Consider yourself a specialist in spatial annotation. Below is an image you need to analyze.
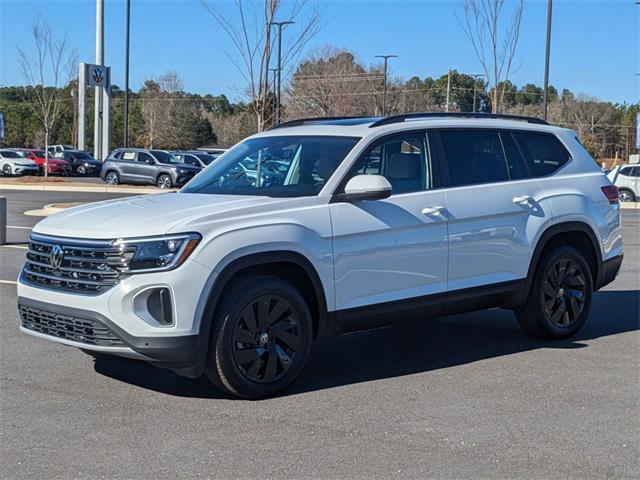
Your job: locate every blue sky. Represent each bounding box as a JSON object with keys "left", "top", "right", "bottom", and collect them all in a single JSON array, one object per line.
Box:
[{"left": 1, "top": 0, "right": 638, "bottom": 104}]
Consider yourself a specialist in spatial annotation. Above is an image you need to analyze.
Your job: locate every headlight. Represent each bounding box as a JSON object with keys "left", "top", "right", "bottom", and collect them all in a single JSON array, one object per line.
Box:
[{"left": 115, "top": 233, "right": 201, "bottom": 273}]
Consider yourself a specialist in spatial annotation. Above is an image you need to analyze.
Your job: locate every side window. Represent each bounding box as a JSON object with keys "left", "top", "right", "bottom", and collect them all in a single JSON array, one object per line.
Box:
[
  {"left": 632, "top": 167, "right": 640, "bottom": 177},
  {"left": 121, "top": 151, "right": 136, "bottom": 161},
  {"left": 513, "top": 132, "right": 571, "bottom": 177},
  {"left": 438, "top": 129, "right": 509, "bottom": 187},
  {"left": 137, "top": 152, "right": 153, "bottom": 163},
  {"left": 110, "top": 151, "right": 122, "bottom": 160},
  {"left": 184, "top": 155, "right": 199, "bottom": 166},
  {"left": 619, "top": 167, "right": 633, "bottom": 177},
  {"left": 500, "top": 133, "right": 529, "bottom": 180},
  {"left": 346, "top": 132, "right": 429, "bottom": 194}
]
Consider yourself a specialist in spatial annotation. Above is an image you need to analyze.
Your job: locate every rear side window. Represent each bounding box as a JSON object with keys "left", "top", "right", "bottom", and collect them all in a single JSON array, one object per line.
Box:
[
  {"left": 513, "top": 132, "right": 570, "bottom": 176},
  {"left": 438, "top": 130, "right": 509, "bottom": 187}
]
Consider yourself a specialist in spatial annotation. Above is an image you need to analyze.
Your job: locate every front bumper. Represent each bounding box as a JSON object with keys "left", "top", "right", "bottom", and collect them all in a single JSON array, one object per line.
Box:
[
  {"left": 19, "top": 297, "right": 198, "bottom": 369},
  {"left": 13, "top": 165, "right": 38, "bottom": 175},
  {"left": 17, "top": 257, "right": 214, "bottom": 377}
]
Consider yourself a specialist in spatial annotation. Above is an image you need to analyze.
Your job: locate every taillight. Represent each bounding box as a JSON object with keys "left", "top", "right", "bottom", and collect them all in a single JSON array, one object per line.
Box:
[{"left": 601, "top": 185, "right": 619, "bottom": 205}]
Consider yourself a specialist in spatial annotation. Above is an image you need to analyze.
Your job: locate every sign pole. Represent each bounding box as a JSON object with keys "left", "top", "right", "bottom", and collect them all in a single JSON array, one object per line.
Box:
[{"left": 77, "top": 63, "right": 87, "bottom": 151}]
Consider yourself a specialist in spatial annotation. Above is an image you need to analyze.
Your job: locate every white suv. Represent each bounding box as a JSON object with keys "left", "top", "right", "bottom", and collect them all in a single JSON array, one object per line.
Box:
[{"left": 18, "top": 113, "right": 624, "bottom": 399}]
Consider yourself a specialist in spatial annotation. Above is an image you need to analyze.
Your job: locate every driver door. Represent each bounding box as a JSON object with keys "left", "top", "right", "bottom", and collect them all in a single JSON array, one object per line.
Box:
[{"left": 329, "top": 131, "right": 448, "bottom": 323}]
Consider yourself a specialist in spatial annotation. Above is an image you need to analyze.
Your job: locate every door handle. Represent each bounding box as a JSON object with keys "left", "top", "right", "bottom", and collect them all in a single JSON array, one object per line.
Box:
[
  {"left": 512, "top": 195, "right": 532, "bottom": 205},
  {"left": 421, "top": 206, "right": 445, "bottom": 216}
]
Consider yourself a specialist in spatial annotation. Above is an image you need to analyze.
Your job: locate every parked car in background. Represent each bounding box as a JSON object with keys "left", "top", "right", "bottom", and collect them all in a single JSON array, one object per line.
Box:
[
  {"left": 607, "top": 165, "right": 639, "bottom": 202},
  {"left": 10, "top": 148, "right": 72, "bottom": 176},
  {"left": 197, "top": 146, "right": 228, "bottom": 158},
  {"left": 173, "top": 150, "right": 216, "bottom": 168},
  {"left": 58, "top": 150, "right": 103, "bottom": 176},
  {"left": 0, "top": 149, "right": 39, "bottom": 176},
  {"left": 101, "top": 148, "right": 201, "bottom": 188},
  {"left": 47, "top": 144, "right": 74, "bottom": 156}
]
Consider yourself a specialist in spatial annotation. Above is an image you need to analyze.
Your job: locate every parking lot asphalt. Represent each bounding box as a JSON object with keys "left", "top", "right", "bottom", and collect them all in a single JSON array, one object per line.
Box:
[{"left": 0, "top": 190, "right": 638, "bottom": 479}]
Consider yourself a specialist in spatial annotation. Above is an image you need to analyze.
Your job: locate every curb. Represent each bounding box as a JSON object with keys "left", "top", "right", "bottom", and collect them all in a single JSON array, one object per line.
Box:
[
  {"left": 0, "top": 183, "right": 172, "bottom": 194},
  {"left": 620, "top": 202, "right": 639, "bottom": 209}
]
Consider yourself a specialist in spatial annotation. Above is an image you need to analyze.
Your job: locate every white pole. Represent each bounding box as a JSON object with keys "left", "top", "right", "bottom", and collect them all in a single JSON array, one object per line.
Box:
[
  {"left": 0, "top": 197, "right": 6, "bottom": 246},
  {"left": 78, "top": 64, "right": 86, "bottom": 151},
  {"left": 94, "top": 0, "right": 104, "bottom": 158},
  {"left": 445, "top": 69, "right": 451, "bottom": 112}
]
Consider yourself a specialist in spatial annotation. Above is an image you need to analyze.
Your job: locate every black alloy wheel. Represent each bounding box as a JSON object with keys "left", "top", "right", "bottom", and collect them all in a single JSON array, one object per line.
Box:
[
  {"left": 203, "top": 274, "right": 313, "bottom": 399},
  {"left": 232, "top": 295, "right": 301, "bottom": 383},
  {"left": 542, "top": 258, "right": 587, "bottom": 327}
]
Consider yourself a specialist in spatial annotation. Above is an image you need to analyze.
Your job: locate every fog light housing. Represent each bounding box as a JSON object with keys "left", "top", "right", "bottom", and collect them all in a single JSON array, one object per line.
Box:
[{"left": 133, "top": 287, "right": 174, "bottom": 327}]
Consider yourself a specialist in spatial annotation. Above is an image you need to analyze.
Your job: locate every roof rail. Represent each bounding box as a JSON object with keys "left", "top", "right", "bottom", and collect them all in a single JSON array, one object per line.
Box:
[
  {"left": 369, "top": 112, "right": 549, "bottom": 128},
  {"left": 268, "top": 116, "right": 377, "bottom": 130}
]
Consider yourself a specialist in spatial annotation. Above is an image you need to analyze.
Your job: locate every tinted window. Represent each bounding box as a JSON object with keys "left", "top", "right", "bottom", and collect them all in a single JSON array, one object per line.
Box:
[
  {"left": 182, "top": 135, "right": 359, "bottom": 197},
  {"left": 184, "top": 155, "right": 200, "bottom": 166},
  {"left": 72, "top": 152, "right": 93, "bottom": 160},
  {"left": 0, "top": 150, "right": 21, "bottom": 158},
  {"left": 137, "top": 152, "right": 154, "bottom": 163},
  {"left": 345, "top": 132, "right": 429, "bottom": 194},
  {"left": 439, "top": 130, "right": 509, "bottom": 187},
  {"left": 513, "top": 132, "right": 570, "bottom": 176},
  {"left": 151, "top": 150, "right": 180, "bottom": 164},
  {"left": 500, "top": 133, "right": 529, "bottom": 180},
  {"left": 195, "top": 153, "right": 216, "bottom": 165}
]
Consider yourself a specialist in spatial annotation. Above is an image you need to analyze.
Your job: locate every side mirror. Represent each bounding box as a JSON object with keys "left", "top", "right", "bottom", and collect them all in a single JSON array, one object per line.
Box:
[{"left": 335, "top": 174, "right": 392, "bottom": 202}]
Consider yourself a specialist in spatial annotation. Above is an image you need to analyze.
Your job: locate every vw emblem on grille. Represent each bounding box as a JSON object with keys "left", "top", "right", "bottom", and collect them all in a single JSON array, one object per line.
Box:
[{"left": 50, "top": 245, "right": 65, "bottom": 269}]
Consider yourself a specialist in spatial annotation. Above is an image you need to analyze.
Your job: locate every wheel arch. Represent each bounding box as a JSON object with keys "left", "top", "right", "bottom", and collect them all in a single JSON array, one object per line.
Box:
[
  {"left": 193, "top": 250, "right": 330, "bottom": 373},
  {"left": 518, "top": 221, "right": 603, "bottom": 306}
]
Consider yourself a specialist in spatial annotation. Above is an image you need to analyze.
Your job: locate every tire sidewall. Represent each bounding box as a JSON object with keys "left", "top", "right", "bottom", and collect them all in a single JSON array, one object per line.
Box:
[
  {"left": 106, "top": 171, "right": 119, "bottom": 185},
  {"left": 618, "top": 189, "right": 634, "bottom": 202},
  {"left": 212, "top": 277, "right": 313, "bottom": 399},
  {"left": 157, "top": 174, "right": 172, "bottom": 188},
  {"left": 532, "top": 246, "right": 593, "bottom": 338}
]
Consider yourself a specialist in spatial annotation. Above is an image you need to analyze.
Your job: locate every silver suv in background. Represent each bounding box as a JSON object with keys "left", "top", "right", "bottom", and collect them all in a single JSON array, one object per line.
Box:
[{"left": 101, "top": 148, "right": 202, "bottom": 188}]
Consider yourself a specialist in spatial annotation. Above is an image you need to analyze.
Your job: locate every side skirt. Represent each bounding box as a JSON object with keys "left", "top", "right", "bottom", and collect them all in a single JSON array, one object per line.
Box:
[{"left": 335, "top": 279, "right": 527, "bottom": 334}]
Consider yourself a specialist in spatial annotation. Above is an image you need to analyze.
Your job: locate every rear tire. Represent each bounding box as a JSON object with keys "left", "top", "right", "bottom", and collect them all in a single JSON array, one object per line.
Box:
[
  {"left": 203, "top": 275, "right": 313, "bottom": 399},
  {"left": 105, "top": 171, "right": 120, "bottom": 185},
  {"left": 516, "top": 245, "right": 593, "bottom": 339}
]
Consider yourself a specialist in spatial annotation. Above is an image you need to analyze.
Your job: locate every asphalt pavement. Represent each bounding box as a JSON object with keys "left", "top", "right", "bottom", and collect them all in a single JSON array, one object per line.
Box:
[{"left": 0, "top": 190, "right": 638, "bottom": 479}]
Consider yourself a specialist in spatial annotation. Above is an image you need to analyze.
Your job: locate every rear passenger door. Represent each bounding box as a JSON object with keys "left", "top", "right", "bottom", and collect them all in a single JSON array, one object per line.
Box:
[
  {"left": 330, "top": 130, "right": 448, "bottom": 313},
  {"left": 434, "top": 128, "right": 549, "bottom": 292}
]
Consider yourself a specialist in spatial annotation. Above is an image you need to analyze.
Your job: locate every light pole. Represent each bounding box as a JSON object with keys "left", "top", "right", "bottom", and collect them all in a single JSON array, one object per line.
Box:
[
  {"left": 269, "top": 20, "right": 294, "bottom": 126},
  {"left": 543, "top": 0, "right": 553, "bottom": 121},
  {"left": 375, "top": 54, "right": 397, "bottom": 116},
  {"left": 124, "top": 0, "right": 131, "bottom": 147},
  {"left": 470, "top": 73, "right": 485, "bottom": 113}
]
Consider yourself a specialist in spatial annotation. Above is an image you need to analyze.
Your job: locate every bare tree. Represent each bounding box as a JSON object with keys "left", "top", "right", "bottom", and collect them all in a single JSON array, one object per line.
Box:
[
  {"left": 202, "top": 0, "right": 321, "bottom": 131},
  {"left": 17, "top": 18, "right": 76, "bottom": 176},
  {"left": 457, "top": 0, "right": 523, "bottom": 113}
]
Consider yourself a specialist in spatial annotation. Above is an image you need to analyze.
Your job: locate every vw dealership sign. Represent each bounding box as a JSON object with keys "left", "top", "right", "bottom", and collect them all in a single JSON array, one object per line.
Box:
[{"left": 86, "top": 64, "right": 109, "bottom": 88}]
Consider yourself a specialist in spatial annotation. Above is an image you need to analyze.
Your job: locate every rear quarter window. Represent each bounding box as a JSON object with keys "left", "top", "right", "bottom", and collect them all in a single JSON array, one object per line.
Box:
[{"left": 513, "top": 132, "right": 571, "bottom": 177}]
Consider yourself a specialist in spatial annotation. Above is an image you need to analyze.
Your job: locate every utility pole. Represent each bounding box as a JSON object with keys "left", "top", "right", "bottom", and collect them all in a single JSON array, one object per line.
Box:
[
  {"left": 94, "top": 0, "right": 104, "bottom": 159},
  {"left": 543, "top": 0, "right": 553, "bottom": 121},
  {"left": 375, "top": 54, "right": 397, "bottom": 116},
  {"left": 470, "top": 73, "right": 485, "bottom": 113},
  {"left": 445, "top": 68, "right": 452, "bottom": 112},
  {"left": 124, "top": 0, "right": 131, "bottom": 147},
  {"left": 269, "top": 20, "right": 294, "bottom": 126}
]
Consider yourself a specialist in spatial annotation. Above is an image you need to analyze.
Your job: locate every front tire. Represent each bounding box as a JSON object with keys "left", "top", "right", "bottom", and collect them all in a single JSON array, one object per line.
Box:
[
  {"left": 157, "top": 174, "right": 173, "bottom": 189},
  {"left": 76, "top": 165, "right": 87, "bottom": 175},
  {"left": 2, "top": 164, "right": 12, "bottom": 176},
  {"left": 516, "top": 245, "right": 593, "bottom": 339},
  {"left": 203, "top": 275, "right": 313, "bottom": 399}
]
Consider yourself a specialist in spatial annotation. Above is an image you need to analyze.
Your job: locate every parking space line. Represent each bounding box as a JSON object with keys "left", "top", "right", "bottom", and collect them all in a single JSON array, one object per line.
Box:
[
  {"left": 7, "top": 226, "right": 32, "bottom": 230},
  {"left": 0, "top": 280, "right": 17, "bottom": 285},
  {"left": 1, "top": 245, "right": 27, "bottom": 250}
]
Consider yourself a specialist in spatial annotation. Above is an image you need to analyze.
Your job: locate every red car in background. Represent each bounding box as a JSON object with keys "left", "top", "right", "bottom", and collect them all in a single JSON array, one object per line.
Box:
[{"left": 10, "top": 148, "right": 72, "bottom": 176}]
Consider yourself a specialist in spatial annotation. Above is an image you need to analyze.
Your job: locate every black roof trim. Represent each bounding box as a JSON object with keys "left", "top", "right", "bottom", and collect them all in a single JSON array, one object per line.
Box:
[
  {"left": 268, "top": 116, "right": 379, "bottom": 130},
  {"left": 369, "top": 112, "right": 549, "bottom": 128}
]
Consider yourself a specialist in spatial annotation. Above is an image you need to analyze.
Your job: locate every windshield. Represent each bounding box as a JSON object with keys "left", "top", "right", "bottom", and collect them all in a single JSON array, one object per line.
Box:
[
  {"left": 181, "top": 135, "right": 360, "bottom": 197},
  {"left": 151, "top": 150, "right": 181, "bottom": 164},
  {"left": 73, "top": 152, "right": 93, "bottom": 160}
]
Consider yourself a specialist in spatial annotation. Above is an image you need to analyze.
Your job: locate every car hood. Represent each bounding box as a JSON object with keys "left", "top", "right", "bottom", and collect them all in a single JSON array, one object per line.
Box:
[
  {"left": 13, "top": 159, "right": 37, "bottom": 166},
  {"left": 32, "top": 192, "right": 302, "bottom": 239},
  {"left": 174, "top": 164, "right": 201, "bottom": 172}
]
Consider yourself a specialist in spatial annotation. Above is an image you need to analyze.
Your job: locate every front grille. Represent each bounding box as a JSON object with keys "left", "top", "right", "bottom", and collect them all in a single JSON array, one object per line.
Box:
[
  {"left": 23, "top": 234, "right": 135, "bottom": 294},
  {"left": 19, "top": 304, "right": 125, "bottom": 347}
]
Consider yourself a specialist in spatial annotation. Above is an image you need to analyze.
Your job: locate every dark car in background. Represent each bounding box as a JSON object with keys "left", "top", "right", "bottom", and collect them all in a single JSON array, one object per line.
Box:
[
  {"left": 58, "top": 150, "right": 103, "bottom": 176},
  {"left": 101, "top": 148, "right": 202, "bottom": 188},
  {"left": 173, "top": 150, "right": 217, "bottom": 168}
]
